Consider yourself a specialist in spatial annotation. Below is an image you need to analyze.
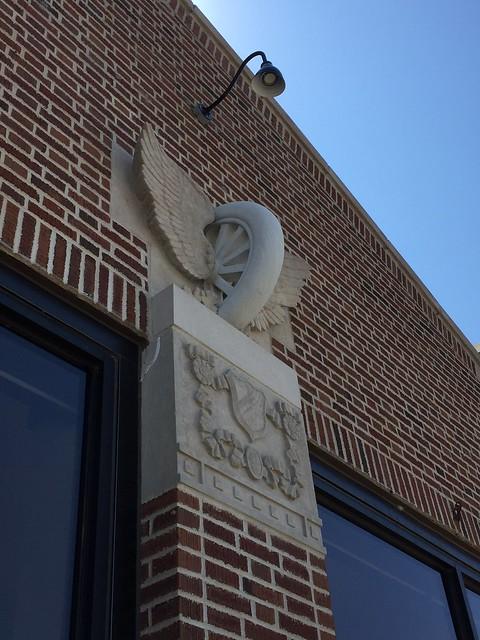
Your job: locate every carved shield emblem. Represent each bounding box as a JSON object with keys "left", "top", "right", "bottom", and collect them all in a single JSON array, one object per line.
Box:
[{"left": 225, "top": 371, "right": 267, "bottom": 441}]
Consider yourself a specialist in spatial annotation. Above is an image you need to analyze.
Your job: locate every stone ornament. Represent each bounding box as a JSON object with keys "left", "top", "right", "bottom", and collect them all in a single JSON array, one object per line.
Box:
[
  {"left": 187, "top": 343, "right": 304, "bottom": 500},
  {"left": 134, "top": 123, "right": 309, "bottom": 332}
]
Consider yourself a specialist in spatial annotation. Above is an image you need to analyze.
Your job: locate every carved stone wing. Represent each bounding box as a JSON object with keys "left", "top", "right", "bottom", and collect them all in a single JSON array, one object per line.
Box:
[
  {"left": 133, "top": 123, "right": 215, "bottom": 280},
  {"left": 249, "top": 252, "right": 310, "bottom": 331}
]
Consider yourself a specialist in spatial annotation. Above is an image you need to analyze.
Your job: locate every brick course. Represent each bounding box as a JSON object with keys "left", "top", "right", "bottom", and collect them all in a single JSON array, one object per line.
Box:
[{"left": 141, "top": 489, "right": 333, "bottom": 639}]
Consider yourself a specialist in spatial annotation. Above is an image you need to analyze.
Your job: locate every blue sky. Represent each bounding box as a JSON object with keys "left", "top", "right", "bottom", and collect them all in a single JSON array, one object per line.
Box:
[{"left": 194, "top": 0, "right": 479, "bottom": 344}]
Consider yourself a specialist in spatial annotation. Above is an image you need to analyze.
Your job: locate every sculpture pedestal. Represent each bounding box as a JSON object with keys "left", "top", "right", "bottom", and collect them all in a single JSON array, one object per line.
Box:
[{"left": 142, "top": 285, "right": 323, "bottom": 550}]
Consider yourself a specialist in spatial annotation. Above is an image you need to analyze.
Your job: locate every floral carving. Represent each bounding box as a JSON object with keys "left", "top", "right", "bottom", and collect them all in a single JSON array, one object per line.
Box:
[
  {"left": 186, "top": 343, "right": 304, "bottom": 500},
  {"left": 268, "top": 401, "right": 302, "bottom": 440},
  {"left": 188, "top": 344, "right": 228, "bottom": 390}
]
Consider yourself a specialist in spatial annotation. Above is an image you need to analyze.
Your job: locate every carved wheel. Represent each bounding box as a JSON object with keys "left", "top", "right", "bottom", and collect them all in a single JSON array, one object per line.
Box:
[
  {"left": 206, "top": 221, "right": 251, "bottom": 299},
  {"left": 206, "top": 201, "right": 284, "bottom": 331}
]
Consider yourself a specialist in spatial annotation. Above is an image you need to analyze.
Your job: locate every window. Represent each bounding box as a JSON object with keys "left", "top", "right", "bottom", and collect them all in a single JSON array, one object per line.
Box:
[
  {"left": 313, "top": 458, "right": 480, "bottom": 640},
  {"left": 321, "top": 506, "right": 457, "bottom": 639},
  {"left": 0, "top": 263, "right": 140, "bottom": 639},
  {"left": 466, "top": 589, "right": 480, "bottom": 635}
]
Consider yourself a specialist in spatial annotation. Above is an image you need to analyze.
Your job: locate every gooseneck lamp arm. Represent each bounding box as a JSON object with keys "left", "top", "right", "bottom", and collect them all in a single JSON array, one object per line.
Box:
[
  {"left": 193, "top": 50, "right": 285, "bottom": 124},
  {"left": 201, "top": 51, "right": 267, "bottom": 117}
]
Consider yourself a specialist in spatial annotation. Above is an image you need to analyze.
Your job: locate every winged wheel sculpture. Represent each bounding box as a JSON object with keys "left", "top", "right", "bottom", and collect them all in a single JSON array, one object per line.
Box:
[{"left": 133, "top": 123, "right": 309, "bottom": 332}]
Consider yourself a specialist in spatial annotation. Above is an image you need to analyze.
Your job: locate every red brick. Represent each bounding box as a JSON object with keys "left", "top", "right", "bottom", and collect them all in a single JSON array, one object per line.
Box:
[
  {"left": 126, "top": 282, "right": 135, "bottom": 323},
  {"left": 152, "top": 548, "right": 201, "bottom": 575},
  {"left": 102, "top": 225, "right": 141, "bottom": 259},
  {"left": 309, "top": 554, "right": 326, "bottom": 571},
  {"left": 207, "top": 607, "right": 241, "bottom": 635},
  {"left": 151, "top": 597, "right": 177, "bottom": 625},
  {"left": 279, "top": 612, "right": 317, "bottom": 640},
  {"left": 243, "top": 578, "right": 284, "bottom": 607},
  {"left": 112, "top": 272, "right": 123, "bottom": 315},
  {"left": 141, "top": 530, "right": 176, "bottom": 560},
  {"left": 256, "top": 603, "right": 275, "bottom": 624},
  {"left": 18, "top": 211, "right": 35, "bottom": 258},
  {"left": 204, "top": 539, "right": 248, "bottom": 572},
  {"left": 178, "top": 527, "right": 201, "bottom": 551},
  {"left": 251, "top": 560, "right": 272, "bottom": 583},
  {"left": 240, "top": 537, "right": 279, "bottom": 566},
  {"left": 203, "top": 502, "right": 243, "bottom": 530},
  {"left": 283, "top": 556, "right": 310, "bottom": 581},
  {"left": 114, "top": 246, "right": 147, "bottom": 276},
  {"left": 317, "top": 608, "right": 335, "bottom": 630},
  {"left": 67, "top": 244, "right": 81, "bottom": 288},
  {"left": 205, "top": 560, "right": 239, "bottom": 588},
  {"left": 140, "top": 574, "right": 176, "bottom": 605},
  {"left": 177, "top": 507, "right": 200, "bottom": 529},
  {"left": 146, "top": 489, "right": 200, "bottom": 518},
  {"left": 314, "top": 589, "right": 331, "bottom": 609},
  {"left": 206, "top": 585, "right": 251, "bottom": 615},
  {"left": 275, "top": 572, "right": 312, "bottom": 601},
  {"left": 312, "top": 571, "right": 329, "bottom": 590},
  {"left": 83, "top": 254, "right": 96, "bottom": 296},
  {"left": 52, "top": 234, "right": 67, "bottom": 279},
  {"left": 147, "top": 620, "right": 205, "bottom": 640},
  {"left": 245, "top": 621, "right": 288, "bottom": 640},
  {"left": 248, "top": 522, "right": 267, "bottom": 542},
  {"left": 2, "top": 200, "right": 19, "bottom": 247},
  {"left": 139, "top": 289, "right": 147, "bottom": 331},
  {"left": 178, "top": 573, "right": 203, "bottom": 598},
  {"left": 204, "top": 518, "right": 236, "bottom": 545},
  {"left": 36, "top": 223, "right": 51, "bottom": 267},
  {"left": 28, "top": 201, "right": 77, "bottom": 240},
  {"left": 271, "top": 535, "right": 307, "bottom": 562},
  {"left": 152, "top": 597, "right": 203, "bottom": 626},
  {"left": 97, "top": 264, "right": 109, "bottom": 307},
  {"left": 287, "top": 596, "right": 316, "bottom": 622}
]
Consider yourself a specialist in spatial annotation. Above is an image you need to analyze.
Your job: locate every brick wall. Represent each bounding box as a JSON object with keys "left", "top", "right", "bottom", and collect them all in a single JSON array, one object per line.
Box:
[
  {"left": 140, "top": 488, "right": 334, "bottom": 639},
  {"left": 2, "top": 0, "right": 480, "bottom": 636},
  {"left": 0, "top": 0, "right": 149, "bottom": 330}
]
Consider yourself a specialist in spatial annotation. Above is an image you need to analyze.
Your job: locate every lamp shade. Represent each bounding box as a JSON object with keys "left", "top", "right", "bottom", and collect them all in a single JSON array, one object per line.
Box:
[{"left": 251, "top": 61, "right": 286, "bottom": 98}]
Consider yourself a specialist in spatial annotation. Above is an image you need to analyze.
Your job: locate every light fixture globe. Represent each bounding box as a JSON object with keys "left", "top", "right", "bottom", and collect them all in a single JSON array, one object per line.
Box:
[{"left": 251, "top": 61, "right": 286, "bottom": 98}]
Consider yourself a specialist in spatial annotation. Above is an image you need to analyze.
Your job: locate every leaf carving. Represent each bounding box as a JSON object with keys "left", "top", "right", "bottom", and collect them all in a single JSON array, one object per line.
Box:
[{"left": 249, "top": 252, "right": 310, "bottom": 331}]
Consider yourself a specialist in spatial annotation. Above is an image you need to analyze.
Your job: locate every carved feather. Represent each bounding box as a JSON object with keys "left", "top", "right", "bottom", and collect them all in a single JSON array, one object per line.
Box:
[
  {"left": 249, "top": 252, "right": 310, "bottom": 331},
  {"left": 133, "top": 123, "right": 215, "bottom": 280}
]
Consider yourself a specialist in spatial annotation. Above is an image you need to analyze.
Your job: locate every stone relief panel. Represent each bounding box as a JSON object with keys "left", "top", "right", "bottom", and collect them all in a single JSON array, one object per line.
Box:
[
  {"left": 141, "top": 304, "right": 323, "bottom": 548},
  {"left": 168, "top": 332, "right": 322, "bottom": 548},
  {"left": 186, "top": 344, "right": 305, "bottom": 501}
]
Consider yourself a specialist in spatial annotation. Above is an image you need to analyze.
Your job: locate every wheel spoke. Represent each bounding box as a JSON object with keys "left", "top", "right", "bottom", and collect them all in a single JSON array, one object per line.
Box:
[
  {"left": 214, "top": 275, "right": 234, "bottom": 295},
  {"left": 217, "top": 263, "right": 245, "bottom": 275},
  {"left": 212, "top": 221, "right": 251, "bottom": 299},
  {"left": 222, "top": 240, "right": 249, "bottom": 264}
]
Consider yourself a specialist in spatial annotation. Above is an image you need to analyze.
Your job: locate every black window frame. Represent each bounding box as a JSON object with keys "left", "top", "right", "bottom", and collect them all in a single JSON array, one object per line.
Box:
[
  {"left": 312, "top": 456, "right": 480, "bottom": 640},
  {"left": 0, "top": 261, "right": 140, "bottom": 640}
]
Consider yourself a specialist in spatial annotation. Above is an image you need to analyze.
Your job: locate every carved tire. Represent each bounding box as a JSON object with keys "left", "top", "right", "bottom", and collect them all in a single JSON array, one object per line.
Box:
[{"left": 208, "top": 201, "right": 284, "bottom": 330}]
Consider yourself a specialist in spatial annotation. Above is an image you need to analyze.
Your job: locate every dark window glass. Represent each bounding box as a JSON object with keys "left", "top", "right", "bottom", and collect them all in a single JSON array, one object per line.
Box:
[
  {"left": 321, "top": 506, "right": 457, "bottom": 640},
  {"left": 466, "top": 589, "right": 480, "bottom": 634},
  {"left": 0, "top": 325, "right": 86, "bottom": 639}
]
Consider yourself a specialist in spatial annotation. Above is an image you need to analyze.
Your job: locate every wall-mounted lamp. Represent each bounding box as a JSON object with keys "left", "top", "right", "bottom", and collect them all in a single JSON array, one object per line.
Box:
[{"left": 193, "top": 50, "right": 285, "bottom": 124}]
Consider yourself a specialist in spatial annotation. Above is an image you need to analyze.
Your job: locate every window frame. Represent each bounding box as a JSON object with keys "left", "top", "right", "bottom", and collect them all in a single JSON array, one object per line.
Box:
[
  {"left": 312, "top": 456, "right": 480, "bottom": 640},
  {"left": 0, "top": 261, "right": 140, "bottom": 640}
]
